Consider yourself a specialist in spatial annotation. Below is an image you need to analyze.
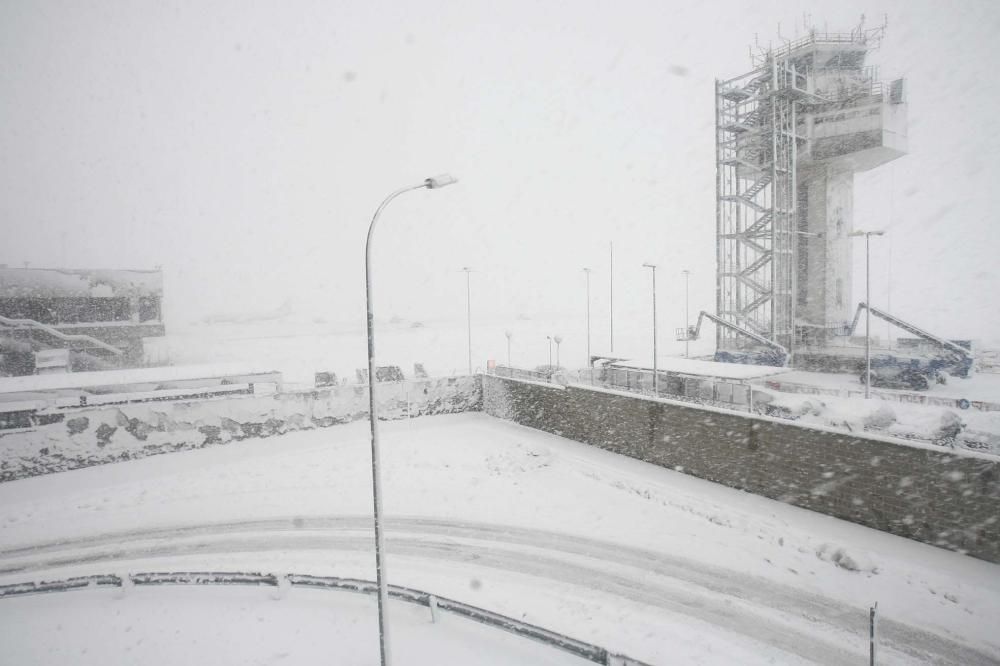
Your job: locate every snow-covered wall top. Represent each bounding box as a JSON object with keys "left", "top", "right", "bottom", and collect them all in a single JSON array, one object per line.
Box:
[{"left": 0, "top": 376, "right": 481, "bottom": 483}]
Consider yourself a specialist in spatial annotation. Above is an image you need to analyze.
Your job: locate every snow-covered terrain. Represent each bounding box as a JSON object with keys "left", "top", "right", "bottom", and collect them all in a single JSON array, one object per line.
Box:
[
  {"left": 1, "top": 586, "right": 590, "bottom": 666},
  {"left": 147, "top": 315, "right": 719, "bottom": 388},
  {"left": 1, "top": 413, "right": 997, "bottom": 664}
]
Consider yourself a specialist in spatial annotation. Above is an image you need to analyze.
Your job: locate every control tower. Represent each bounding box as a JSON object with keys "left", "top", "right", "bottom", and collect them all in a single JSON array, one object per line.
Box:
[{"left": 714, "top": 23, "right": 907, "bottom": 358}]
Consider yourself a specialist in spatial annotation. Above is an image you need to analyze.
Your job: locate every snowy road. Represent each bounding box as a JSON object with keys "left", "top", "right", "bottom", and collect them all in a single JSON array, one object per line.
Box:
[
  {"left": 2, "top": 413, "right": 999, "bottom": 664},
  {"left": 2, "top": 515, "right": 995, "bottom": 665}
]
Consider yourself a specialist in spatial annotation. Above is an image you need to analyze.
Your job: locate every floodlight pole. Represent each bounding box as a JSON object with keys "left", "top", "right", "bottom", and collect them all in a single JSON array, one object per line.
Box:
[
  {"left": 610, "top": 242, "right": 615, "bottom": 353},
  {"left": 682, "top": 269, "right": 690, "bottom": 358},
  {"left": 365, "top": 174, "right": 456, "bottom": 666},
  {"left": 462, "top": 267, "right": 472, "bottom": 374},
  {"left": 849, "top": 229, "right": 884, "bottom": 399},
  {"left": 583, "top": 268, "right": 592, "bottom": 367},
  {"left": 643, "top": 263, "right": 658, "bottom": 395}
]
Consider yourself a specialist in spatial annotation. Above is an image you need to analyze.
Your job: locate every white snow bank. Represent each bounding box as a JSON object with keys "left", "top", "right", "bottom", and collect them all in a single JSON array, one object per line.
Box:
[
  {"left": 1, "top": 414, "right": 998, "bottom": 664},
  {"left": 0, "top": 586, "right": 589, "bottom": 666}
]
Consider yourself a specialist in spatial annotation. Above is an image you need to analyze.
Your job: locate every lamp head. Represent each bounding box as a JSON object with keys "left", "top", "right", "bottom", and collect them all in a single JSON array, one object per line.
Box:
[{"left": 425, "top": 173, "right": 458, "bottom": 189}]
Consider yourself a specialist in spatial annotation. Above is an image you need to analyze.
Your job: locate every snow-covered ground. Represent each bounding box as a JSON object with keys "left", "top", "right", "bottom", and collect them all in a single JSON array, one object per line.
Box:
[
  {"left": 1, "top": 413, "right": 998, "bottom": 664},
  {"left": 773, "top": 369, "right": 1000, "bottom": 404},
  {"left": 756, "top": 371, "right": 1000, "bottom": 454},
  {"left": 1, "top": 586, "right": 590, "bottom": 666},
  {"left": 762, "top": 387, "right": 1000, "bottom": 443},
  {"left": 146, "top": 315, "right": 719, "bottom": 388}
]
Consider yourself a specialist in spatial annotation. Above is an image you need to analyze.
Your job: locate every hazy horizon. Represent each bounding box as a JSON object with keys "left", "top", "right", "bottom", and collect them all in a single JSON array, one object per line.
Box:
[{"left": 3, "top": 0, "right": 998, "bottom": 345}]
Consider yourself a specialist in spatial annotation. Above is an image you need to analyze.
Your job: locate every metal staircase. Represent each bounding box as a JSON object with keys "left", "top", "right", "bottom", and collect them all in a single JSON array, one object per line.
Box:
[
  {"left": 716, "top": 53, "right": 798, "bottom": 353},
  {"left": 0, "top": 315, "right": 123, "bottom": 356}
]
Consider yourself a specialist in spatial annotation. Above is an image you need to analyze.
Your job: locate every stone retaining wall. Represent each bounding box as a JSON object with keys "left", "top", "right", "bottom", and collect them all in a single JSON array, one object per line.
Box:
[{"left": 482, "top": 375, "right": 1000, "bottom": 563}]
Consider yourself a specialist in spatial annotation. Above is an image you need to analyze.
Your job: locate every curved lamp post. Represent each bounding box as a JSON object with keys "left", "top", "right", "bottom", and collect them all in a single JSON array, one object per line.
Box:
[{"left": 365, "top": 173, "right": 457, "bottom": 666}]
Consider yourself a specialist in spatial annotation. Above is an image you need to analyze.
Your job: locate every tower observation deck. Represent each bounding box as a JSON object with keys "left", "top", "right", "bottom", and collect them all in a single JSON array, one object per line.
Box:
[{"left": 715, "top": 23, "right": 907, "bottom": 358}]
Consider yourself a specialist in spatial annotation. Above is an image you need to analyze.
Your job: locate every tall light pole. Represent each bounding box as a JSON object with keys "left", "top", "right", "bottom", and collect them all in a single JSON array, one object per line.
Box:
[
  {"left": 642, "top": 263, "right": 658, "bottom": 395},
  {"left": 849, "top": 229, "right": 885, "bottom": 399},
  {"left": 546, "top": 335, "right": 553, "bottom": 368},
  {"left": 609, "top": 242, "right": 615, "bottom": 353},
  {"left": 682, "top": 269, "right": 690, "bottom": 358},
  {"left": 504, "top": 329, "right": 512, "bottom": 367},
  {"left": 554, "top": 335, "right": 562, "bottom": 368},
  {"left": 365, "top": 173, "right": 457, "bottom": 666},
  {"left": 583, "top": 268, "right": 592, "bottom": 367},
  {"left": 462, "top": 267, "right": 472, "bottom": 375}
]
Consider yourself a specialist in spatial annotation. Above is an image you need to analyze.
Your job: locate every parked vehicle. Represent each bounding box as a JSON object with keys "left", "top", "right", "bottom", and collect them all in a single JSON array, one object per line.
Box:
[{"left": 860, "top": 354, "right": 940, "bottom": 391}]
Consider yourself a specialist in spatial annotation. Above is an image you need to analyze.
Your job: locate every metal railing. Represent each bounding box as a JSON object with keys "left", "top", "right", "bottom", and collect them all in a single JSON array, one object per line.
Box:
[
  {"left": 579, "top": 367, "right": 753, "bottom": 412},
  {"left": 751, "top": 28, "right": 884, "bottom": 68},
  {"left": 0, "top": 571, "right": 652, "bottom": 666},
  {"left": 493, "top": 365, "right": 556, "bottom": 383},
  {"left": 492, "top": 365, "right": 753, "bottom": 413}
]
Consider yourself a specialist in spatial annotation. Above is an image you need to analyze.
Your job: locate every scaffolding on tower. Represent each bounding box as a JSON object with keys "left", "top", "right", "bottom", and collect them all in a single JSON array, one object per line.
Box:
[{"left": 714, "top": 21, "right": 899, "bottom": 359}]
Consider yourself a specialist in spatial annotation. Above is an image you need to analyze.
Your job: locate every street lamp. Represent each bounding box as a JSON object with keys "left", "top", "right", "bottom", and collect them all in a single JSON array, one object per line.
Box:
[
  {"left": 504, "top": 329, "right": 512, "bottom": 367},
  {"left": 583, "top": 268, "right": 592, "bottom": 367},
  {"left": 848, "top": 229, "right": 885, "bottom": 399},
  {"left": 462, "top": 267, "right": 473, "bottom": 375},
  {"left": 682, "top": 269, "right": 690, "bottom": 358},
  {"left": 642, "top": 263, "right": 658, "bottom": 395},
  {"left": 554, "top": 335, "right": 562, "bottom": 368},
  {"left": 546, "top": 335, "right": 553, "bottom": 368},
  {"left": 365, "top": 173, "right": 457, "bottom": 666}
]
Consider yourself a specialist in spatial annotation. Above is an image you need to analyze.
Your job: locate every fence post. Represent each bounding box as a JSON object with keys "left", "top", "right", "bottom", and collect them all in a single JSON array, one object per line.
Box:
[
  {"left": 869, "top": 601, "right": 878, "bottom": 665},
  {"left": 428, "top": 594, "right": 439, "bottom": 623}
]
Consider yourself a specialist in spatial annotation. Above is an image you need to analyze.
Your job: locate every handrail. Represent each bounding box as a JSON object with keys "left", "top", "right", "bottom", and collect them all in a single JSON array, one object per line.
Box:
[
  {"left": 752, "top": 28, "right": 884, "bottom": 68},
  {"left": 0, "top": 571, "right": 653, "bottom": 666},
  {"left": 0, "top": 314, "right": 122, "bottom": 355}
]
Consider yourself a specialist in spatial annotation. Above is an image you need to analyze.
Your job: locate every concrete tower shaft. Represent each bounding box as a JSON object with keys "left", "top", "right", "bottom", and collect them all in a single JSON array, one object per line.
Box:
[{"left": 715, "top": 24, "right": 907, "bottom": 356}]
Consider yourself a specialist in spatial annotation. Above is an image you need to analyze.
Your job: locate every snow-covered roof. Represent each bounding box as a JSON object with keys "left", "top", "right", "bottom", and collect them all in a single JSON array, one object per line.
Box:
[
  {"left": 0, "top": 268, "right": 163, "bottom": 299},
  {"left": 0, "top": 364, "right": 280, "bottom": 394}
]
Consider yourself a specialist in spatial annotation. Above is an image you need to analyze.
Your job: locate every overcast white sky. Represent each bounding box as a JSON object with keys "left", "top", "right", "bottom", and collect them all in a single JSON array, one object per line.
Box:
[{"left": 2, "top": 0, "right": 998, "bottom": 343}]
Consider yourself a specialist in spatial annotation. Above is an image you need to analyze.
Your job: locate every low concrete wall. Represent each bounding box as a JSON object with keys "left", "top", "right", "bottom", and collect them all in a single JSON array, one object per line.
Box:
[
  {"left": 482, "top": 375, "right": 1000, "bottom": 563},
  {"left": 0, "top": 376, "right": 481, "bottom": 482}
]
